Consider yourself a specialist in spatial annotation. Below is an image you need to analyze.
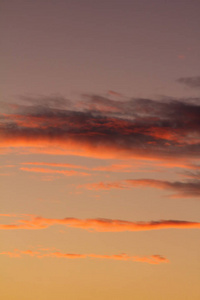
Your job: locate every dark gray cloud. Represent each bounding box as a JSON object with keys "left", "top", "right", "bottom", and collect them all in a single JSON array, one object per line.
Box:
[
  {"left": 181, "top": 170, "right": 200, "bottom": 180},
  {"left": 177, "top": 76, "right": 200, "bottom": 89},
  {"left": 1, "top": 95, "right": 200, "bottom": 160},
  {"left": 126, "top": 178, "right": 200, "bottom": 198}
]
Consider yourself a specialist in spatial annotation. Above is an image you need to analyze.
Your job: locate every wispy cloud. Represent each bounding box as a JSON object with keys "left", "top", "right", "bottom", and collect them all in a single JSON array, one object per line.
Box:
[
  {"left": 0, "top": 249, "right": 169, "bottom": 264},
  {"left": 1, "top": 95, "right": 200, "bottom": 161},
  {"left": 126, "top": 178, "right": 200, "bottom": 198},
  {"left": 82, "top": 181, "right": 127, "bottom": 190},
  {"left": 93, "top": 164, "right": 134, "bottom": 172},
  {"left": 21, "top": 162, "right": 136, "bottom": 173},
  {"left": 177, "top": 76, "right": 200, "bottom": 89},
  {"left": 82, "top": 178, "right": 200, "bottom": 198},
  {"left": 156, "top": 162, "right": 200, "bottom": 171},
  {"left": 0, "top": 213, "right": 17, "bottom": 217},
  {"left": 21, "top": 162, "right": 90, "bottom": 170},
  {"left": 181, "top": 171, "right": 200, "bottom": 180},
  {"left": 0, "top": 215, "right": 199, "bottom": 232},
  {"left": 20, "top": 167, "right": 89, "bottom": 177}
]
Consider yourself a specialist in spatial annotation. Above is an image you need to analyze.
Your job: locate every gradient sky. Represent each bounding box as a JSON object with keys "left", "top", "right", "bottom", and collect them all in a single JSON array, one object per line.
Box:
[{"left": 1, "top": 1, "right": 200, "bottom": 299}]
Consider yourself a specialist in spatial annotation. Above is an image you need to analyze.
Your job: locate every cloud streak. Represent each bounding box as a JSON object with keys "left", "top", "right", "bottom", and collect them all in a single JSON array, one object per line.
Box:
[
  {"left": 1, "top": 95, "right": 200, "bottom": 161},
  {"left": 21, "top": 162, "right": 90, "bottom": 170},
  {"left": 83, "top": 178, "right": 200, "bottom": 198},
  {"left": 21, "top": 162, "right": 136, "bottom": 173},
  {"left": 126, "top": 179, "right": 200, "bottom": 198},
  {"left": 20, "top": 167, "right": 89, "bottom": 176},
  {"left": 0, "top": 249, "right": 169, "bottom": 264},
  {"left": 0, "top": 215, "right": 199, "bottom": 232}
]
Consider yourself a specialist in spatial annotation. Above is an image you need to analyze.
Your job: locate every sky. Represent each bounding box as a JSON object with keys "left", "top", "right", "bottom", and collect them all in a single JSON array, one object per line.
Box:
[{"left": 0, "top": 1, "right": 200, "bottom": 299}]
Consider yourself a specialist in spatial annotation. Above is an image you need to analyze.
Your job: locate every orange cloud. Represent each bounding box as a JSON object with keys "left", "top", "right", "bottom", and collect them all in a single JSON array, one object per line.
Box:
[
  {"left": 133, "top": 254, "right": 168, "bottom": 264},
  {"left": 0, "top": 215, "right": 199, "bottom": 232},
  {"left": 81, "top": 181, "right": 127, "bottom": 190},
  {"left": 87, "top": 253, "right": 168, "bottom": 264},
  {"left": 0, "top": 251, "right": 20, "bottom": 258},
  {"left": 0, "top": 249, "right": 169, "bottom": 264},
  {"left": 93, "top": 164, "right": 133, "bottom": 172},
  {"left": 45, "top": 252, "right": 86, "bottom": 259},
  {"left": 156, "top": 162, "right": 200, "bottom": 170},
  {"left": 21, "top": 161, "right": 148, "bottom": 173},
  {"left": 0, "top": 214, "right": 16, "bottom": 217},
  {"left": 20, "top": 250, "right": 39, "bottom": 256},
  {"left": 20, "top": 167, "right": 89, "bottom": 176}
]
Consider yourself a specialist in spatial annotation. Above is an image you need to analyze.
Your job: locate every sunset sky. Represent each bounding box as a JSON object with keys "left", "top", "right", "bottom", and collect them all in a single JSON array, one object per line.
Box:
[{"left": 1, "top": 1, "right": 200, "bottom": 299}]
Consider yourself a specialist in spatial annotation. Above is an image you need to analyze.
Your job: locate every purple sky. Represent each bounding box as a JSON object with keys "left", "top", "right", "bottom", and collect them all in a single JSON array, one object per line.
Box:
[{"left": 1, "top": 0, "right": 200, "bottom": 100}]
